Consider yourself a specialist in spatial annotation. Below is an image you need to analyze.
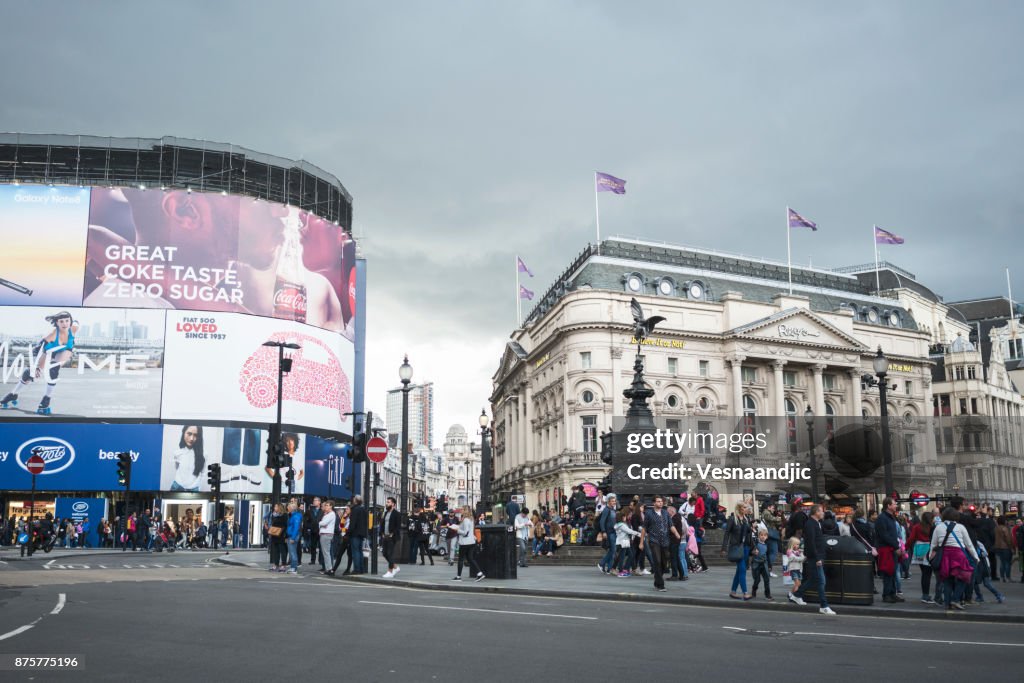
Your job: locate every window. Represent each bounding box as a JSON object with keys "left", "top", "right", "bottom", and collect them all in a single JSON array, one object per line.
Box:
[
  {"left": 697, "top": 421, "right": 713, "bottom": 455},
  {"left": 967, "top": 366, "right": 976, "bottom": 380},
  {"left": 581, "top": 390, "right": 594, "bottom": 404},
  {"left": 823, "top": 374, "right": 836, "bottom": 391},
  {"left": 934, "top": 394, "right": 951, "bottom": 417},
  {"left": 960, "top": 398, "right": 968, "bottom": 415},
  {"left": 904, "top": 380, "right": 912, "bottom": 395},
  {"left": 625, "top": 273, "right": 643, "bottom": 293},
  {"left": 903, "top": 433, "right": 915, "bottom": 464},
  {"left": 581, "top": 352, "right": 591, "bottom": 369},
  {"left": 785, "top": 398, "right": 798, "bottom": 456},
  {"left": 965, "top": 468, "right": 974, "bottom": 489},
  {"left": 783, "top": 371, "right": 797, "bottom": 387},
  {"left": 581, "top": 415, "right": 597, "bottom": 452},
  {"left": 971, "top": 398, "right": 978, "bottom": 415},
  {"left": 955, "top": 366, "right": 964, "bottom": 380},
  {"left": 742, "top": 395, "right": 757, "bottom": 455},
  {"left": 667, "top": 394, "right": 679, "bottom": 408},
  {"left": 945, "top": 465, "right": 958, "bottom": 489},
  {"left": 666, "top": 419, "right": 681, "bottom": 432},
  {"left": 667, "top": 357, "right": 678, "bottom": 374},
  {"left": 699, "top": 360, "right": 709, "bottom": 377},
  {"left": 1008, "top": 338, "right": 1023, "bottom": 360},
  {"left": 697, "top": 396, "right": 712, "bottom": 411},
  {"left": 741, "top": 367, "right": 757, "bottom": 383}
]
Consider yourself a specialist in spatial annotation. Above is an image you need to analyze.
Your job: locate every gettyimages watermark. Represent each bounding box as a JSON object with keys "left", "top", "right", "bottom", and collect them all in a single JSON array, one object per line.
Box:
[{"left": 607, "top": 415, "right": 1022, "bottom": 496}]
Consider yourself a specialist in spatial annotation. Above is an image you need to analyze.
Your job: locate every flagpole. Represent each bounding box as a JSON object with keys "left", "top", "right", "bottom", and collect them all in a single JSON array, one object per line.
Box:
[
  {"left": 594, "top": 172, "right": 601, "bottom": 256},
  {"left": 1008, "top": 268, "right": 1015, "bottom": 319},
  {"left": 873, "top": 225, "right": 881, "bottom": 296},
  {"left": 786, "top": 206, "right": 793, "bottom": 295},
  {"left": 516, "top": 255, "right": 522, "bottom": 328}
]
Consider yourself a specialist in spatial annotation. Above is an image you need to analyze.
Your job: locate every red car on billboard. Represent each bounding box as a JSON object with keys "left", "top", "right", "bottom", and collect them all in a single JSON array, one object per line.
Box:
[{"left": 238, "top": 332, "right": 352, "bottom": 420}]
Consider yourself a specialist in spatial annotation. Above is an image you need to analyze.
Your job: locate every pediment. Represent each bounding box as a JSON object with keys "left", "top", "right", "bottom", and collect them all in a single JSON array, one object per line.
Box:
[{"left": 727, "top": 308, "right": 868, "bottom": 350}]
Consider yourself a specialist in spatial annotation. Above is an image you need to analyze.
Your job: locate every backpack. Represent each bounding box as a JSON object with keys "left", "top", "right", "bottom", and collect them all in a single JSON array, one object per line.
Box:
[{"left": 596, "top": 508, "right": 610, "bottom": 535}]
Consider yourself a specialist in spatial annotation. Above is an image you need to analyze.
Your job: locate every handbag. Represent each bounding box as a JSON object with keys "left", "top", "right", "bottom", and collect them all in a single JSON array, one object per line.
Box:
[
  {"left": 911, "top": 541, "right": 930, "bottom": 565},
  {"left": 929, "top": 522, "right": 955, "bottom": 571},
  {"left": 727, "top": 544, "right": 743, "bottom": 562},
  {"left": 268, "top": 526, "right": 284, "bottom": 538}
]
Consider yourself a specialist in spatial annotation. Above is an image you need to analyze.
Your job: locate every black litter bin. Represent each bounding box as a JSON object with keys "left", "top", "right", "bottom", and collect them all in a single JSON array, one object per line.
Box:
[
  {"left": 816, "top": 535, "right": 874, "bottom": 605},
  {"left": 475, "top": 524, "right": 517, "bottom": 579}
]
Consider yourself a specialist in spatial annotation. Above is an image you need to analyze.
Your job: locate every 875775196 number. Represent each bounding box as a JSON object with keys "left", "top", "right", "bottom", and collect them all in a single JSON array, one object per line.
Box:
[{"left": 4, "top": 656, "right": 81, "bottom": 670}]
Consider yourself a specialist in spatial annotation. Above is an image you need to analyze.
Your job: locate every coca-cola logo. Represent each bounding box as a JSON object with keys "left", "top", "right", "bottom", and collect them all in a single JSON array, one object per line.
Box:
[{"left": 274, "top": 288, "right": 308, "bottom": 313}]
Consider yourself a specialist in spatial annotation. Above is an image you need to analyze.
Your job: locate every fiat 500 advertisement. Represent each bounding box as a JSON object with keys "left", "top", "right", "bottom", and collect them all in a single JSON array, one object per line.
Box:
[{"left": 160, "top": 311, "right": 353, "bottom": 434}]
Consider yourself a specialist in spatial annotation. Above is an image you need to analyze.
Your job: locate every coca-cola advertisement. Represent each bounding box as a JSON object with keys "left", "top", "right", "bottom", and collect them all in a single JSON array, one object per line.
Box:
[
  {"left": 160, "top": 310, "right": 354, "bottom": 435},
  {"left": 83, "top": 187, "right": 356, "bottom": 338}
]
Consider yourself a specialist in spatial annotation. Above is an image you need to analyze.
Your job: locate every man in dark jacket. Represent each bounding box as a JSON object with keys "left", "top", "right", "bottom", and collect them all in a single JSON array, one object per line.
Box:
[
  {"left": 785, "top": 501, "right": 807, "bottom": 540},
  {"left": 380, "top": 497, "right": 403, "bottom": 578},
  {"left": 347, "top": 496, "right": 368, "bottom": 575},
  {"left": 788, "top": 505, "right": 835, "bottom": 615},
  {"left": 136, "top": 509, "right": 152, "bottom": 553},
  {"left": 571, "top": 487, "right": 587, "bottom": 525},
  {"left": 306, "top": 497, "right": 323, "bottom": 567},
  {"left": 641, "top": 496, "right": 672, "bottom": 591},
  {"left": 875, "top": 497, "right": 903, "bottom": 602}
]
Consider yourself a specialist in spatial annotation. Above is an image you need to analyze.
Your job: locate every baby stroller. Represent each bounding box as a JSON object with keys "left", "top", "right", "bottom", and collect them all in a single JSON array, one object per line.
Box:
[{"left": 428, "top": 531, "right": 448, "bottom": 558}]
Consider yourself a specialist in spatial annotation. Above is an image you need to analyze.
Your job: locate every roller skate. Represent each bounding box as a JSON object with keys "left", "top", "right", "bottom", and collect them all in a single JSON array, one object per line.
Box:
[
  {"left": 37, "top": 396, "right": 52, "bottom": 415},
  {"left": 0, "top": 392, "right": 17, "bottom": 409}
]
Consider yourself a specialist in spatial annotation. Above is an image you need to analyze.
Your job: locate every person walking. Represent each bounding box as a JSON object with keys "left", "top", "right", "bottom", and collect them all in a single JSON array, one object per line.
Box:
[
  {"left": 348, "top": 495, "right": 368, "bottom": 575},
  {"left": 930, "top": 507, "right": 978, "bottom": 613},
  {"left": 407, "top": 508, "right": 422, "bottom": 564},
  {"left": 876, "top": 497, "right": 904, "bottom": 603},
  {"left": 267, "top": 503, "right": 288, "bottom": 572},
  {"left": 994, "top": 516, "right": 1014, "bottom": 582},
  {"left": 750, "top": 529, "right": 773, "bottom": 600},
  {"left": 380, "top": 497, "right": 402, "bottom": 578},
  {"left": 514, "top": 507, "right": 534, "bottom": 568},
  {"left": 721, "top": 502, "right": 754, "bottom": 600},
  {"left": 306, "top": 497, "right": 323, "bottom": 568},
  {"left": 416, "top": 510, "right": 434, "bottom": 566},
  {"left": 450, "top": 508, "right": 485, "bottom": 582},
  {"left": 285, "top": 501, "right": 303, "bottom": 574},
  {"left": 317, "top": 500, "right": 337, "bottom": 574},
  {"left": 596, "top": 494, "right": 618, "bottom": 574},
  {"left": 788, "top": 504, "right": 836, "bottom": 615},
  {"left": 908, "top": 511, "right": 939, "bottom": 604},
  {"left": 641, "top": 495, "right": 672, "bottom": 592}
]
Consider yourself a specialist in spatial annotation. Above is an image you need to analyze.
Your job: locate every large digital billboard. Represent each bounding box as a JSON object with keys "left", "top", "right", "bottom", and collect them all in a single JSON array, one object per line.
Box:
[
  {"left": 0, "top": 185, "right": 90, "bottom": 306},
  {"left": 160, "top": 310, "right": 354, "bottom": 434},
  {"left": 0, "top": 422, "right": 162, "bottom": 491},
  {"left": 159, "top": 423, "right": 307, "bottom": 495},
  {"left": 0, "top": 306, "right": 164, "bottom": 419},
  {"left": 84, "top": 188, "right": 356, "bottom": 339}
]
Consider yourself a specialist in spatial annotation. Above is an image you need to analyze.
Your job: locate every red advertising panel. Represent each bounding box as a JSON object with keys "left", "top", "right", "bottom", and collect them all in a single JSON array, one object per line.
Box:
[{"left": 84, "top": 188, "right": 356, "bottom": 338}]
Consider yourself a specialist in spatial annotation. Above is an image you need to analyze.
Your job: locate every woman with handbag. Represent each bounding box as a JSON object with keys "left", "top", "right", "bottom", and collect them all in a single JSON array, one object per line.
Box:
[
  {"left": 908, "top": 512, "right": 939, "bottom": 604},
  {"left": 929, "top": 507, "right": 978, "bottom": 612},
  {"left": 267, "top": 503, "right": 288, "bottom": 572},
  {"left": 720, "top": 502, "right": 754, "bottom": 600}
]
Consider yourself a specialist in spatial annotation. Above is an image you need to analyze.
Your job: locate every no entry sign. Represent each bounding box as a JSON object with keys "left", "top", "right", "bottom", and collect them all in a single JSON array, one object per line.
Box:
[
  {"left": 26, "top": 455, "right": 45, "bottom": 475},
  {"left": 366, "top": 436, "right": 388, "bottom": 464}
]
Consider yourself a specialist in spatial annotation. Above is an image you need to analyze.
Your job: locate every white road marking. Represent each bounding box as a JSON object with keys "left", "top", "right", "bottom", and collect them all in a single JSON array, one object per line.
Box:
[
  {"left": 0, "top": 625, "right": 34, "bottom": 641},
  {"left": 358, "top": 601, "right": 598, "bottom": 620},
  {"left": 51, "top": 593, "right": 66, "bottom": 615},
  {"left": 44, "top": 559, "right": 55, "bottom": 567},
  {"left": 723, "top": 626, "right": 1024, "bottom": 648}
]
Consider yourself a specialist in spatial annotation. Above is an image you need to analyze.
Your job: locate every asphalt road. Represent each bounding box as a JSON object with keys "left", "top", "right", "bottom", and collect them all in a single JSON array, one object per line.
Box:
[{"left": 2, "top": 562, "right": 1022, "bottom": 681}]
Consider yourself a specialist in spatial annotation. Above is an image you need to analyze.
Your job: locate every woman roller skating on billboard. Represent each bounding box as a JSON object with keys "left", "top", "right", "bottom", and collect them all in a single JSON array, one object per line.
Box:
[{"left": 0, "top": 311, "right": 79, "bottom": 415}]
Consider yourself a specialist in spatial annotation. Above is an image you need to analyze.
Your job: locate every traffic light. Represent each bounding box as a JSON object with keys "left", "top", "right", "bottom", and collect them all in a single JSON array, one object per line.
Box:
[
  {"left": 116, "top": 452, "right": 132, "bottom": 488},
  {"left": 207, "top": 463, "right": 221, "bottom": 494},
  {"left": 266, "top": 437, "right": 284, "bottom": 469},
  {"left": 352, "top": 431, "right": 367, "bottom": 463},
  {"left": 285, "top": 467, "right": 295, "bottom": 488}
]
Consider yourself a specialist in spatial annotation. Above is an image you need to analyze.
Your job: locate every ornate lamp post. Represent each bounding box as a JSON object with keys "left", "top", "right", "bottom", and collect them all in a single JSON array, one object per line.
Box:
[
  {"left": 479, "top": 408, "right": 492, "bottom": 517},
  {"left": 399, "top": 355, "right": 413, "bottom": 515}
]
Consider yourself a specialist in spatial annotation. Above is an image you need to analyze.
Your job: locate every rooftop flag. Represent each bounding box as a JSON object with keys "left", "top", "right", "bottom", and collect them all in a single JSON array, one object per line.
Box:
[
  {"left": 519, "top": 285, "right": 534, "bottom": 301},
  {"left": 595, "top": 171, "right": 626, "bottom": 194},
  {"left": 517, "top": 256, "right": 534, "bottom": 277},
  {"left": 874, "top": 225, "right": 905, "bottom": 245},
  {"left": 787, "top": 207, "right": 817, "bottom": 231}
]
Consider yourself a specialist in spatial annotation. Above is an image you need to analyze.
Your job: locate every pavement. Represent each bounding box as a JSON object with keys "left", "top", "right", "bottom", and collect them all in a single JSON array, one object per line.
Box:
[{"left": 212, "top": 549, "right": 1024, "bottom": 623}]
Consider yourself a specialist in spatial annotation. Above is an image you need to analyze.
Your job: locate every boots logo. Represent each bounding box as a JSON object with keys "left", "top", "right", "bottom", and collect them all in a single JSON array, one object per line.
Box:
[
  {"left": 72, "top": 501, "right": 89, "bottom": 513},
  {"left": 16, "top": 437, "right": 75, "bottom": 474}
]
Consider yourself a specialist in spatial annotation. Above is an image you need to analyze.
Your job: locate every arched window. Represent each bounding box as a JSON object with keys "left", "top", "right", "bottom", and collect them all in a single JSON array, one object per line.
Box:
[
  {"left": 785, "top": 398, "right": 798, "bottom": 455},
  {"left": 743, "top": 394, "right": 758, "bottom": 455}
]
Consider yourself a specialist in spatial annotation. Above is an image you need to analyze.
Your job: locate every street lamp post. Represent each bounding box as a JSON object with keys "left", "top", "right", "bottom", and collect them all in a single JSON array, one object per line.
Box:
[
  {"left": 872, "top": 347, "right": 895, "bottom": 498},
  {"left": 478, "top": 408, "right": 492, "bottom": 518},
  {"left": 262, "top": 340, "right": 301, "bottom": 505},
  {"left": 804, "top": 406, "right": 819, "bottom": 503},
  {"left": 398, "top": 355, "right": 413, "bottom": 515}
]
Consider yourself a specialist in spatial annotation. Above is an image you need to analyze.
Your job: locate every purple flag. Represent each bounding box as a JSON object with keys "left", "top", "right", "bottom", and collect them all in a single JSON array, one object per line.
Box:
[
  {"left": 517, "top": 256, "right": 534, "bottom": 277},
  {"left": 595, "top": 171, "right": 626, "bottom": 194},
  {"left": 874, "top": 225, "right": 905, "bottom": 245},
  {"left": 519, "top": 285, "right": 534, "bottom": 301},
  {"left": 788, "top": 207, "right": 817, "bottom": 230}
]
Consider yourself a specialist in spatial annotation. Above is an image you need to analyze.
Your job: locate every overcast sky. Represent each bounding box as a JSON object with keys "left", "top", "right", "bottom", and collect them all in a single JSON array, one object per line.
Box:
[{"left": 2, "top": 1, "right": 1022, "bottom": 445}]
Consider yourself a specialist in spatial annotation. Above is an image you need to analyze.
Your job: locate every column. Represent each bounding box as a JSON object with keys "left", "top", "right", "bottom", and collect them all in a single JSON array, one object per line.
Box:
[
  {"left": 848, "top": 368, "right": 863, "bottom": 418},
  {"left": 610, "top": 347, "right": 624, "bottom": 417},
  {"left": 521, "top": 383, "right": 531, "bottom": 467},
  {"left": 508, "top": 400, "right": 519, "bottom": 471},
  {"left": 730, "top": 356, "right": 745, "bottom": 416},
  {"left": 772, "top": 360, "right": 786, "bottom": 416},
  {"left": 812, "top": 364, "right": 826, "bottom": 416}
]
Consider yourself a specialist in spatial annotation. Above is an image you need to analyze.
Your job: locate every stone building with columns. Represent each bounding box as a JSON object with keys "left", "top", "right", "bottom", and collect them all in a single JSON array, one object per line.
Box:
[{"left": 490, "top": 237, "right": 970, "bottom": 513}]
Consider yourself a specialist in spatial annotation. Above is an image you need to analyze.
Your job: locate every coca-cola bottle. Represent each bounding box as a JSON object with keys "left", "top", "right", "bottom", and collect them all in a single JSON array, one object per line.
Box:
[{"left": 273, "top": 225, "right": 308, "bottom": 323}]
